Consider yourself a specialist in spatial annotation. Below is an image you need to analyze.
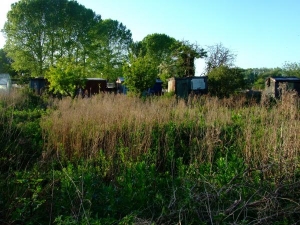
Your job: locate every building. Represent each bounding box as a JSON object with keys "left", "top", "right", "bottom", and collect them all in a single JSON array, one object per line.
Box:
[
  {"left": 116, "top": 77, "right": 127, "bottom": 94},
  {"left": 29, "top": 77, "right": 48, "bottom": 95},
  {"left": 0, "top": 74, "right": 12, "bottom": 94},
  {"left": 83, "top": 78, "right": 107, "bottom": 97},
  {"left": 147, "top": 78, "right": 163, "bottom": 96},
  {"left": 264, "top": 76, "right": 300, "bottom": 98},
  {"left": 168, "top": 76, "right": 208, "bottom": 98},
  {"left": 116, "top": 77, "right": 163, "bottom": 95}
]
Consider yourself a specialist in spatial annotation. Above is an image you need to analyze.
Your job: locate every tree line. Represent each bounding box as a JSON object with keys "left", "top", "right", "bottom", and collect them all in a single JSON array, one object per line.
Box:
[{"left": 1, "top": 0, "right": 299, "bottom": 97}]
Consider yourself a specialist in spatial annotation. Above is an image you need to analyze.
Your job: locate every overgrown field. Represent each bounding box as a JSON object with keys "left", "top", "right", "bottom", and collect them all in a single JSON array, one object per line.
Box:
[{"left": 0, "top": 89, "right": 299, "bottom": 224}]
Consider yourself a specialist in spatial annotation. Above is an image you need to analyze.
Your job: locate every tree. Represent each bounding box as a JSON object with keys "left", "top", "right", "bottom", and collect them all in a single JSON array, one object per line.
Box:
[
  {"left": 138, "top": 33, "right": 176, "bottom": 60},
  {"left": 208, "top": 66, "right": 248, "bottom": 97},
  {"left": 87, "top": 19, "right": 133, "bottom": 81},
  {"left": 132, "top": 33, "right": 177, "bottom": 75},
  {"left": 172, "top": 40, "right": 206, "bottom": 77},
  {"left": 159, "top": 40, "right": 206, "bottom": 83},
  {"left": 3, "top": 0, "right": 98, "bottom": 77},
  {"left": 129, "top": 34, "right": 206, "bottom": 86},
  {"left": 128, "top": 33, "right": 178, "bottom": 88},
  {"left": 45, "top": 57, "right": 86, "bottom": 97},
  {"left": 123, "top": 55, "right": 157, "bottom": 95},
  {"left": 0, "top": 49, "right": 16, "bottom": 76},
  {"left": 204, "top": 43, "right": 236, "bottom": 74},
  {"left": 282, "top": 62, "right": 300, "bottom": 78}
]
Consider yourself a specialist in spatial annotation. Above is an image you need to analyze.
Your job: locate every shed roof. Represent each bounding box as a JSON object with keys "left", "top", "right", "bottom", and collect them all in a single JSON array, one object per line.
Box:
[
  {"left": 269, "top": 76, "right": 300, "bottom": 82},
  {"left": 0, "top": 74, "right": 11, "bottom": 84},
  {"left": 86, "top": 78, "right": 106, "bottom": 81},
  {"left": 0, "top": 73, "right": 10, "bottom": 79}
]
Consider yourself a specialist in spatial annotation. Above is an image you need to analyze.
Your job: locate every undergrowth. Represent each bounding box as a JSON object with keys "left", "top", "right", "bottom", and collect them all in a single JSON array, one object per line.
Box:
[{"left": 0, "top": 89, "right": 299, "bottom": 224}]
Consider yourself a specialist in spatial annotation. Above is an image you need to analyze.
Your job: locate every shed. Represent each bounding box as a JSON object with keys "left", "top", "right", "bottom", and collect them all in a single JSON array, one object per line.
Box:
[
  {"left": 84, "top": 78, "right": 107, "bottom": 97},
  {"left": 29, "top": 77, "right": 48, "bottom": 95},
  {"left": 168, "top": 76, "right": 208, "bottom": 98},
  {"left": 116, "top": 77, "right": 127, "bottom": 94},
  {"left": 264, "top": 76, "right": 300, "bottom": 98},
  {"left": 106, "top": 82, "right": 117, "bottom": 94},
  {"left": 147, "top": 78, "right": 163, "bottom": 96},
  {"left": 116, "top": 77, "right": 163, "bottom": 95},
  {"left": 0, "top": 74, "right": 12, "bottom": 94}
]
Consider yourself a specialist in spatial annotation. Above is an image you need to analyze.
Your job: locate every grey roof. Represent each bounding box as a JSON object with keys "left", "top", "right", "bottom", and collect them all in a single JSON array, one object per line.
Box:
[
  {"left": 86, "top": 78, "right": 106, "bottom": 81},
  {"left": 0, "top": 73, "right": 10, "bottom": 79},
  {"left": 270, "top": 76, "right": 300, "bottom": 82},
  {"left": 0, "top": 74, "right": 11, "bottom": 85}
]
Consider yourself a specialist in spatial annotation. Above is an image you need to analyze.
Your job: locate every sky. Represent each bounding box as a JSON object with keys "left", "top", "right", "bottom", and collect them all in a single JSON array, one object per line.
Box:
[{"left": 1, "top": 0, "right": 300, "bottom": 75}]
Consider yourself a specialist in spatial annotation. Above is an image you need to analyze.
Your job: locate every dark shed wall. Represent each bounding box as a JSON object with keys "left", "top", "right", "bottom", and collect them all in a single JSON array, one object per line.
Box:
[
  {"left": 168, "top": 76, "right": 208, "bottom": 98},
  {"left": 29, "top": 77, "right": 47, "bottom": 95},
  {"left": 84, "top": 79, "right": 107, "bottom": 96},
  {"left": 265, "top": 76, "right": 300, "bottom": 98}
]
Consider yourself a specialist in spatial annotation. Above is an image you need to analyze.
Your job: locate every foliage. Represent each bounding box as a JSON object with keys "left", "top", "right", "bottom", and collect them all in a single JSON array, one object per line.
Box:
[
  {"left": 87, "top": 19, "right": 133, "bottom": 81},
  {"left": 0, "top": 88, "right": 45, "bottom": 174},
  {"left": 159, "top": 40, "right": 207, "bottom": 82},
  {"left": 135, "top": 33, "right": 177, "bottom": 65},
  {"left": 131, "top": 33, "right": 177, "bottom": 87},
  {"left": 3, "top": 0, "right": 99, "bottom": 77},
  {"left": 45, "top": 58, "right": 86, "bottom": 97},
  {"left": 131, "top": 34, "right": 206, "bottom": 86},
  {"left": 0, "top": 48, "right": 17, "bottom": 76},
  {"left": 204, "top": 42, "right": 236, "bottom": 74},
  {"left": 208, "top": 65, "right": 248, "bottom": 97},
  {"left": 252, "top": 67, "right": 283, "bottom": 89},
  {"left": 1, "top": 74, "right": 300, "bottom": 224},
  {"left": 123, "top": 55, "right": 157, "bottom": 95},
  {"left": 282, "top": 61, "right": 300, "bottom": 77}
]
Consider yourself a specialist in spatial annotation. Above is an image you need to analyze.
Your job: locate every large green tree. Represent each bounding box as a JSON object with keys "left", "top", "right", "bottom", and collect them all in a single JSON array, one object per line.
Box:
[
  {"left": 131, "top": 33, "right": 177, "bottom": 83},
  {"left": 136, "top": 33, "right": 177, "bottom": 62},
  {"left": 208, "top": 66, "right": 248, "bottom": 97},
  {"left": 3, "top": 0, "right": 99, "bottom": 77},
  {"left": 87, "top": 19, "right": 132, "bottom": 81},
  {"left": 45, "top": 57, "right": 86, "bottom": 97},
  {"left": 159, "top": 40, "right": 206, "bottom": 83},
  {"left": 123, "top": 55, "right": 157, "bottom": 95},
  {"left": 127, "top": 34, "right": 207, "bottom": 90}
]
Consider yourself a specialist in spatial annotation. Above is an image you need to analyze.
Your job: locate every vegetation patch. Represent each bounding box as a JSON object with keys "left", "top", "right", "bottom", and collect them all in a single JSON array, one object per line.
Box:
[{"left": 0, "top": 90, "right": 299, "bottom": 224}]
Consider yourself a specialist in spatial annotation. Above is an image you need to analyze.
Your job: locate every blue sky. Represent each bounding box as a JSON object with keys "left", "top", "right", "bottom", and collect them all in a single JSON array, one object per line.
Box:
[{"left": 1, "top": 0, "right": 300, "bottom": 75}]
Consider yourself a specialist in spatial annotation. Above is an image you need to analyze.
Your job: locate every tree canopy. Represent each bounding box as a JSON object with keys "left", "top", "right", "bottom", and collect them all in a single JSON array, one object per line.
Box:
[
  {"left": 87, "top": 19, "right": 133, "bottom": 81},
  {"left": 3, "top": 0, "right": 99, "bottom": 77},
  {"left": 45, "top": 57, "right": 86, "bottom": 97},
  {"left": 208, "top": 66, "right": 248, "bottom": 97},
  {"left": 3, "top": 0, "right": 278, "bottom": 96},
  {"left": 123, "top": 55, "right": 157, "bottom": 95},
  {"left": 282, "top": 62, "right": 300, "bottom": 78},
  {"left": 158, "top": 40, "right": 206, "bottom": 85},
  {"left": 126, "top": 34, "right": 206, "bottom": 90},
  {"left": 204, "top": 43, "right": 236, "bottom": 75}
]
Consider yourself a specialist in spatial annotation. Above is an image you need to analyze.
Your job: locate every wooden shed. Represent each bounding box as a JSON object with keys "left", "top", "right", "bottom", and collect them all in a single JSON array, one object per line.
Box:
[
  {"left": 147, "top": 78, "right": 163, "bottom": 96},
  {"left": 264, "top": 76, "right": 300, "bottom": 98},
  {"left": 116, "top": 77, "right": 162, "bottom": 95},
  {"left": 84, "top": 78, "right": 107, "bottom": 97},
  {"left": 116, "top": 77, "right": 127, "bottom": 94},
  {"left": 168, "top": 76, "right": 208, "bottom": 98},
  {"left": 29, "top": 77, "right": 48, "bottom": 95}
]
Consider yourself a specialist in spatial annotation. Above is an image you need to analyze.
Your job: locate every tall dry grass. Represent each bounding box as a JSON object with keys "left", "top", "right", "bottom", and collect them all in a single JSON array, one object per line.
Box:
[{"left": 41, "top": 92, "right": 300, "bottom": 178}]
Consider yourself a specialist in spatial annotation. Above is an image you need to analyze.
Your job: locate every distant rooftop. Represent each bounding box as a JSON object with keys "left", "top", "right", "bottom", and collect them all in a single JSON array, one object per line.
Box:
[
  {"left": 0, "top": 73, "right": 10, "bottom": 78},
  {"left": 270, "top": 76, "right": 300, "bottom": 82},
  {"left": 86, "top": 78, "right": 106, "bottom": 80}
]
